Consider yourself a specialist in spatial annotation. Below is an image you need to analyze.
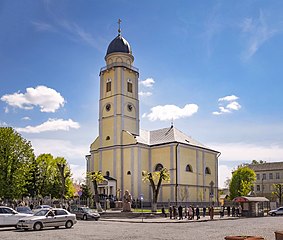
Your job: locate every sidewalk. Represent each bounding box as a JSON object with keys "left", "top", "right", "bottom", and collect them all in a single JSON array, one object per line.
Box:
[{"left": 100, "top": 215, "right": 239, "bottom": 223}]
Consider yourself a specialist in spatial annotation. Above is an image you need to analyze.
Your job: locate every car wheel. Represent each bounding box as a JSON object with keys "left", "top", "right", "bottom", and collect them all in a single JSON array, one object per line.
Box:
[
  {"left": 83, "top": 215, "right": 87, "bottom": 220},
  {"left": 65, "top": 220, "right": 73, "bottom": 229},
  {"left": 271, "top": 213, "right": 276, "bottom": 216},
  {"left": 94, "top": 218, "right": 99, "bottom": 221},
  {"left": 33, "top": 222, "right": 43, "bottom": 231}
]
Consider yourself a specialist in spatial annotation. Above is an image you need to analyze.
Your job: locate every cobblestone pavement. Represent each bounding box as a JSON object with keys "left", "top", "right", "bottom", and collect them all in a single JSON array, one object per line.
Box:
[{"left": 0, "top": 216, "right": 282, "bottom": 240}]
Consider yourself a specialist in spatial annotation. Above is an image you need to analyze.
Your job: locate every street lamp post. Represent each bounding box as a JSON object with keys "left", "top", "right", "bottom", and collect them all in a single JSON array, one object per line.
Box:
[
  {"left": 57, "top": 163, "right": 66, "bottom": 202},
  {"left": 140, "top": 194, "right": 144, "bottom": 223}
]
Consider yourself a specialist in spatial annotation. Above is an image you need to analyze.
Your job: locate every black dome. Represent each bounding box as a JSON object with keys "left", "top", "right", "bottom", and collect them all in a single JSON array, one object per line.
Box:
[{"left": 106, "top": 34, "right": 132, "bottom": 56}]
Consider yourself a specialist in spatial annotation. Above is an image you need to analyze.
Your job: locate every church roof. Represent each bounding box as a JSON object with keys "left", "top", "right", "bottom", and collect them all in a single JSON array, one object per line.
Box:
[
  {"left": 136, "top": 126, "right": 218, "bottom": 152},
  {"left": 106, "top": 34, "right": 132, "bottom": 56}
]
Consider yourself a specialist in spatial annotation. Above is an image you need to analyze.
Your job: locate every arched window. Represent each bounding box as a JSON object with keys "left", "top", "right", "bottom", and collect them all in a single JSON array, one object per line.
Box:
[
  {"left": 106, "top": 171, "right": 110, "bottom": 177},
  {"left": 127, "top": 171, "right": 131, "bottom": 175},
  {"left": 106, "top": 79, "right": 111, "bottom": 92},
  {"left": 127, "top": 79, "right": 133, "bottom": 93},
  {"left": 155, "top": 163, "right": 164, "bottom": 172},
  {"left": 186, "top": 164, "right": 193, "bottom": 172},
  {"left": 106, "top": 136, "right": 110, "bottom": 140},
  {"left": 205, "top": 167, "right": 211, "bottom": 175}
]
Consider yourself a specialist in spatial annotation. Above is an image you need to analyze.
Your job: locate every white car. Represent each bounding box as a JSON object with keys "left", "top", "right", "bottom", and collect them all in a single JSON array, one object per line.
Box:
[
  {"left": 268, "top": 207, "right": 283, "bottom": 216},
  {"left": 17, "top": 208, "right": 77, "bottom": 231},
  {"left": 0, "top": 206, "right": 32, "bottom": 228}
]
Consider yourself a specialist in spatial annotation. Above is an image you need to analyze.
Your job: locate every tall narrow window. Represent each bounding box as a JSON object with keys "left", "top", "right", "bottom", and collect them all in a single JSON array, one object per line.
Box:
[
  {"left": 127, "top": 79, "right": 133, "bottom": 93},
  {"left": 106, "top": 79, "right": 111, "bottom": 92},
  {"left": 205, "top": 167, "right": 211, "bottom": 175},
  {"left": 155, "top": 163, "right": 164, "bottom": 172}
]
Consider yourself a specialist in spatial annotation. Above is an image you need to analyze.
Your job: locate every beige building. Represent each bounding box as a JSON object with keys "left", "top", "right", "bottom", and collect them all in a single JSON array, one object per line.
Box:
[
  {"left": 86, "top": 26, "right": 220, "bottom": 205},
  {"left": 248, "top": 162, "right": 283, "bottom": 201}
]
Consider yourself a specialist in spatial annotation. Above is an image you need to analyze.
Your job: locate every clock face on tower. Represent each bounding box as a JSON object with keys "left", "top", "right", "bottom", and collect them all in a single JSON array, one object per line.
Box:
[
  {"left": 106, "top": 103, "right": 111, "bottom": 112},
  {"left": 127, "top": 103, "right": 133, "bottom": 112}
]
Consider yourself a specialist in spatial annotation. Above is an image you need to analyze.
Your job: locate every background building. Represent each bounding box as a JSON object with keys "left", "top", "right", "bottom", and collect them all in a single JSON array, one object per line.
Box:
[
  {"left": 247, "top": 162, "right": 283, "bottom": 201},
  {"left": 86, "top": 26, "right": 220, "bottom": 206}
]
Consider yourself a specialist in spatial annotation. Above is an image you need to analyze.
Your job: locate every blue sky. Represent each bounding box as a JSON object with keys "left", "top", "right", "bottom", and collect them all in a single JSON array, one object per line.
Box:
[{"left": 1, "top": 0, "right": 283, "bottom": 188}]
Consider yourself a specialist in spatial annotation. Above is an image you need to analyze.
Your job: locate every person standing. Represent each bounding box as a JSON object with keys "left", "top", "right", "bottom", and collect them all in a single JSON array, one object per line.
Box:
[
  {"left": 209, "top": 205, "right": 214, "bottom": 220},
  {"left": 238, "top": 204, "right": 242, "bottom": 217},
  {"left": 232, "top": 206, "right": 235, "bottom": 217},
  {"left": 178, "top": 205, "right": 183, "bottom": 220},
  {"left": 192, "top": 205, "right": 195, "bottom": 219},
  {"left": 227, "top": 206, "right": 231, "bottom": 216},
  {"left": 188, "top": 206, "right": 193, "bottom": 220},
  {"left": 184, "top": 205, "right": 188, "bottom": 219},
  {"left": 203, "top": 206, "right": 206, "bottom": 217},
  {"left": 169, "top": 205, "right": 173, "bottom": 219},
  {"left": 196, "top": 206, "right": 200, "bottom": 220}
]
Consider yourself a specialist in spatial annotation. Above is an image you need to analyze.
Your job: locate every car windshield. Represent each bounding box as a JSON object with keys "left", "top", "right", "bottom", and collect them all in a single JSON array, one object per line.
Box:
[
  {"left": 34, "top": 209, "right": 49, "bottom": 216},
  {"left": 82, "top": 207, "right": 92, "bottom": 213}
]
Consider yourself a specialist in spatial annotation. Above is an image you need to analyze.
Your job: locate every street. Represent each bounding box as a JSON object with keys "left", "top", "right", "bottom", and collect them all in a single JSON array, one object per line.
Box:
[{"left": 0, "top": 216, "right": 282, "bottom": 240}]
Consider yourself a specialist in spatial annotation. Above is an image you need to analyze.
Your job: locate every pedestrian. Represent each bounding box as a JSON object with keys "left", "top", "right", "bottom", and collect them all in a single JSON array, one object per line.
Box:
[
  {"left": 188, "top": 206, "right": 193, "bottom": 220},
  {"left": 227, "top": 206, "right": 231, "bottom": 216},
  {"left": 178, "top": 205, "right": 183, "bottom": 220},
  {"left": 238, "top": 205, "right": 242, "bottom": 217},
  {"left": 169, "top": 205, "right": 173, "bottom": 219},
  {"left": 196, "top": 206, "right": 200, "bottom": 220},
  {"left": 162, "top": 206, "right": 167, "bottom": 217},
  {"left": 232, "top": 206, "right": 235, "bottom": 217},
  {"left": 209, "top": 205, "right": 214, "bottom": 220},
  {"left": 236, "top": 206, "right": 239, "bottom": 217},
  {"left": 220, "top": 205, "right": 225, "bottom": 218},
  {"left": 203, "top": 206, "right": 206, "bottom": 217},
  {"left": 184, "top": 205, "right": 188, "bottom": 218},
  {"left": 192, "top": 205, "right": 195, "bottom": 219},
  {"left": 173, "top": 206, "right": 177, "bottom": 219}
]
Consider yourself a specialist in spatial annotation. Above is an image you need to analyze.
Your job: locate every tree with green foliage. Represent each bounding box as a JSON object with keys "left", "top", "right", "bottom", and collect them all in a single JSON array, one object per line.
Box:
[
  {"left": 35, "top": 154, "right": 74, "bottom": 199},
  {"left": 229, "top": 166, "right": 256, "bottom": 200},
  {"left": 272, "top": 183, "right": 283, "bottom": 205},
  {"left": 142, "top": 168, "right": 170, "bottom": 212},
  {"left": 87, "top": 171, "right": 105, "bottom": 212},
  {"left": 0, "top": 127, "right": 35, "bottom": 200}
]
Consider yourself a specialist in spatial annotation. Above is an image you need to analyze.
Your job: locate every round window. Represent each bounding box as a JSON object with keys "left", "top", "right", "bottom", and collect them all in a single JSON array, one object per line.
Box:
[
  {"left": 106, "top": 104, "right": 111, "bottom": 112},
  {"left": 127, "top": 104, "right": 133, "bottom": 112}
]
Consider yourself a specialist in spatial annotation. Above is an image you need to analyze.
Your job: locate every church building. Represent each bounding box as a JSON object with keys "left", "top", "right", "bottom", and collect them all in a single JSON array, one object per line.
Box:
[{"left": 86, "top": 23, "right": 220, "bottom": 205}]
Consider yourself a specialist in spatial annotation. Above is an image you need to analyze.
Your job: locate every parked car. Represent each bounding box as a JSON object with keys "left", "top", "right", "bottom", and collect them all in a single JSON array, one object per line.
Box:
[
  {"left": 33, "top": 205, "right": 52, "bottom": 212},
  {"left": 70, "top": 206, "right": 100, "bottom": 221},
  {"left": 17, "top": 208, "right": 77, "bottom": 231},
  {"left": 15, "top": 206, "right": 33, "bottom": 215},
  {"left": 0, "top": 206, "right": 32, "bottom": 228},
  {"left": 268, "top": 207, "right": 283, "bottom": 216}
]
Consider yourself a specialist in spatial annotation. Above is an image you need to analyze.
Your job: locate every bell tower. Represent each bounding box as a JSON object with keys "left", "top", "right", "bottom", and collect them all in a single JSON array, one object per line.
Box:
[{"left": 99, "top": 20, "right": 139, "bottom": 148}]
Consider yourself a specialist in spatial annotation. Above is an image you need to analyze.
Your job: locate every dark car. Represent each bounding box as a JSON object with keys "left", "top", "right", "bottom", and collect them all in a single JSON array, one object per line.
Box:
[
  {"left": 71, "top": 206, "right": 100, "bottom": 221},
  {"left": 15, "top": 206, "right": 33, "bottom": 215}
]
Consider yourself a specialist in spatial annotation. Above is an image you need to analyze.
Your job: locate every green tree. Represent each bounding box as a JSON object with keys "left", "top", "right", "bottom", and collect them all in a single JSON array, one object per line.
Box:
[
  {"left": 35, "top": 154, "right": 74, "bottom": 199},
  {"left": 142, "top": 168, "right": 170, "bottom": 212},
  {"left": 87, "top": 171, "right": 105, "bottom": 212},
  {"left": 272, "top": 183, "right": 283, "bottom": 205},
  {"left": 0, "top": 127, "right": 35, "bottom": 200},
  {"left": 229, "top": 166, "right": 256, "bottom": 200}
]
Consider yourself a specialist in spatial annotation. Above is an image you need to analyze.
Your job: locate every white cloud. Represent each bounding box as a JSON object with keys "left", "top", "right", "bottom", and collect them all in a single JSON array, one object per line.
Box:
[
  {"left": 213, "top": 95, "right": 241, "bottom": 115},
  {"left": 218, "top": 165, "right": 232, "bottom": 188},
  {"left": 139, "top": 78, "right": 155, "bottom": 88},
  {"left": 4, "top": 107, "right": 9, "bottom": 113},
  {"left": 218, "top": 95, "right": 239, "bottom": 102},
  {"left": 226, "top": 101, "right": 241, "bottom": 111},
  {"left": 144, "top": 104, "right": 198, "bottom": 121},
  {"left": 69, "top": 164, "right": 86, "bottom": 181},
  {"left": 241, "top": 11, "right": 278, "bottom": 59},
  {"left": 1, "top": 85, "right": 65, "bottom": 113},
  {"left": 138, "top": 91, "right": 152, "bottom": 97},
  {"left": 16, "top": 118, "right": 80, "bottom": 133},
  {"left": 0, "top": 122, "right": 8, "bottom": 127},
  {"left": 31, "top": 21, "right": 55, "bottom": 32},
  {"left": 22, "top": 117, "right": 31, "bottom": 121}
]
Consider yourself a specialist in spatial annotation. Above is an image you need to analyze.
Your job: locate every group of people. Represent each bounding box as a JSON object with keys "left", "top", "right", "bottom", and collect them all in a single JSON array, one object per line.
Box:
[
  {"left": 167, "top": 205, "right": 215, "bottom": 220},
  {"left": 220, "top": 205, "right": 242, "bottom": 217}
]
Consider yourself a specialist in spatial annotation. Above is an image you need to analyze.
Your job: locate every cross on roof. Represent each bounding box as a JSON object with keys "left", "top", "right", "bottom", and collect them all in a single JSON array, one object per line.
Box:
[{"left": 118, "top": 19, "right": 122, "bottom": 35}]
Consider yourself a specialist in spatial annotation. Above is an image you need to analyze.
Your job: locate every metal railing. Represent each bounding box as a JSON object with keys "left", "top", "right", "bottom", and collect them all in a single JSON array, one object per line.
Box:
[{"left": 100, "top": 62, "right": 139, "bottom": 73}]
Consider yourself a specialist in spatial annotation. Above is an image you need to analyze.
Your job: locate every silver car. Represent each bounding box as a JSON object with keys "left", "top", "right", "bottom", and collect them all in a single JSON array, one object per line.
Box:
[
  {"left": 268, "top": 207, "right": 283, "bottom": 216},
  {"left": 17, "top": 208, "right": 77, "bottom": 230},
  {"left": 0, "top": 206, "right": 32, "bottom": 228}
]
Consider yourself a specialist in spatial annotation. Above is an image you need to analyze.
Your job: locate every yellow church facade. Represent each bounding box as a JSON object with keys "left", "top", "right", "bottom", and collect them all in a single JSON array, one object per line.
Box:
[{"left": 87, "top": 26, "right": 220, "bottom": 205}]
